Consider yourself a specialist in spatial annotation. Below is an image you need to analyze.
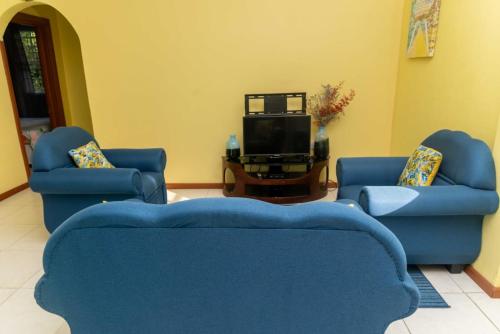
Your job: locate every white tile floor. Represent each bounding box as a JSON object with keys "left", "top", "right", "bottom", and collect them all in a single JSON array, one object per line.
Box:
[{"left": 0, "top": 188, "right": 498, "bottom": 334}]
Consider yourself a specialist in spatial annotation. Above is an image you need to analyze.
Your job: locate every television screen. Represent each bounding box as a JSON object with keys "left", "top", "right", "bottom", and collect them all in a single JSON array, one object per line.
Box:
[{"left": 243, "top": 115, "right": 311, "bottom": 156}]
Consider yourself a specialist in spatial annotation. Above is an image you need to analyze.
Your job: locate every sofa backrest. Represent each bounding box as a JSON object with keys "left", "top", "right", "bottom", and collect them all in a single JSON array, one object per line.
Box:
[
  {"left": 422, "top": 130, "right": 496, "bottom": 190},
  {"left": 35, "top": 198, "right": 418, "bottom": 334},
  {"left": 31, "top": 127, "right": 96, "bottom": 172}
]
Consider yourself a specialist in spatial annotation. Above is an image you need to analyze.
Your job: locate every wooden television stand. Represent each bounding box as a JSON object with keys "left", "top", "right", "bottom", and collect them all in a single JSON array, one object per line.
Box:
[{"left": 222, "top": 156, "right": 333, "bottom": 204}]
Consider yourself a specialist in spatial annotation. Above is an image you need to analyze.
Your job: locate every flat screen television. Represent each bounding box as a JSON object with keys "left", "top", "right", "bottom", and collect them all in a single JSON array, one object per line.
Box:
[{"left": 243, "top": 115, "right": 311, "bottom": 156}]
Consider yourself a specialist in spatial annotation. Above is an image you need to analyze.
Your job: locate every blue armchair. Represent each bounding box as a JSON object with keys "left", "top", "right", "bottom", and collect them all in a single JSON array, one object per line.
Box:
[
  {"left": 35, "top": 198, "right": 418, "bottom": 334},
  {"left": 29, "top": 127, "right": 167, "bottom": 232},
  {"left": 337, "top": 130, "right": 499, "bottom": 272}
]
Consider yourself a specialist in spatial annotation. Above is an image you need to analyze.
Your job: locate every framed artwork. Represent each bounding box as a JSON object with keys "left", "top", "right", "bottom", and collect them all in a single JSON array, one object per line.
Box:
[{"left": 407, "top": 0, "right": 442, "bottom": 58}]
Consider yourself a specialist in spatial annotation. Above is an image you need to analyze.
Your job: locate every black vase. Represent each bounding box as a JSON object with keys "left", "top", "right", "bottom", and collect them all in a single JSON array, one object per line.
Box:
[
  {"left": 314, "top": 126, "right": 329, "bottom": 160},
  {"left": 314, "top": 139, "right": 329, "bottom": 161},
  {"left": 226, "top": 148, "right": 241, "bottom": 161}
]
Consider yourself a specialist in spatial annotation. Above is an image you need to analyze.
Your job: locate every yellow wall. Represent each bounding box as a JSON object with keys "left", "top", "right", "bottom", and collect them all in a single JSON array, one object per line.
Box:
[
  {"left": 472, "top": 0, "right": 500, "bottom": 288},
  {"left": 21, "top": 5, "right": 94, "bottom": 134},
  {"left": 0, "top": 0, "right": 405, "bottom": 184},
  {"left": 392, "top": 0, "right": 500, "bottom": 288},
  {"left": 56, "top": 13, "right": 93, "bottom": 134},
  {"left": 391, "top": 0, "right": 500, "bottom": 154},
  {"left": 474, "top": 120, "right": 500, "bottom": 287}
]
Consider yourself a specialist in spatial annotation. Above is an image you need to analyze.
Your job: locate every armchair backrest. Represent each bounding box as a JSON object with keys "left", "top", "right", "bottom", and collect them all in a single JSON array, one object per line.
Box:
[
  {"left": 32, "top": 127, "right": 96, "bottom": 172},
  {"left": 422, "top": 130, "right": 496, "bottom": 190},
  {"left": 36, "top": 198, "right": 419, "bottom": 334}
]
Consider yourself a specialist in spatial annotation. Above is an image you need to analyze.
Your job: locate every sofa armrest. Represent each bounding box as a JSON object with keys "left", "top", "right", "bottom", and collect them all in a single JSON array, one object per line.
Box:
[
  {"left": 29, "top": 168, "right": 143, "bottom": 195},
  {"left": 101, "top": 148, "right": 166, "bottom": 173},
  {"left": 336, "top": 157, "right": 408, "bottom": 187},
  {"left": 359, "top": 185, "right": 500, "bottom": 217}
]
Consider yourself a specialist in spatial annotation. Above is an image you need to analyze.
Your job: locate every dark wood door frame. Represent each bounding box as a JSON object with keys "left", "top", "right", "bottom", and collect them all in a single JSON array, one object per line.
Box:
[
  {"left": 1, "top": 12, "right": 66, "bottom": 178},
  {"left": 10, "top": 13, "right": 66, "bottom": 128},
  {"left": 0, "top": 41, "right": 31, "bottom": 178}
]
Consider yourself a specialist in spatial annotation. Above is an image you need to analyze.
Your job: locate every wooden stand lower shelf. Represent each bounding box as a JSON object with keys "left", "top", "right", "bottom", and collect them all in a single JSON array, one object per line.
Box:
[{"left": 222, "top": 157, "right": 332, "bottom": 204}]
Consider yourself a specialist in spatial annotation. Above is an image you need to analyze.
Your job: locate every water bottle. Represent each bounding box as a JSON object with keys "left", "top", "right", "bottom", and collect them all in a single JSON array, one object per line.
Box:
[{"left": 226, "top": 134, "right": 241, "bottom": 161}]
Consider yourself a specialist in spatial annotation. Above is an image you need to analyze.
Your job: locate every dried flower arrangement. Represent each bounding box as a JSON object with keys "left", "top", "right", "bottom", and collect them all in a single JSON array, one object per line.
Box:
[{"left": 307, "top": 82, "right": 356, "bottom": 127}]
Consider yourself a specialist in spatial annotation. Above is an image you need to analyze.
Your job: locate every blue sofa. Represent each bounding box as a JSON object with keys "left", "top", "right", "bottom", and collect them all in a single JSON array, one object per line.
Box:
[
  {"left": 35, "top": 198, "right": 419, "bottom": 334},
  {"left": 337, "top": 130, "right": 499, "bottom": 273},
  {"left": 29, "top": 127, "right": 167, "bottom": 233}
]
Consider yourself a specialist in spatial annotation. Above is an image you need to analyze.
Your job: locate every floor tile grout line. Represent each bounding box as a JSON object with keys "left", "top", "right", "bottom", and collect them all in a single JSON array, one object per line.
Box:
[
  {"left": 402, "top": 319, "right": 412, "bottom": 334},
  {"left": 7, "top": 228, "right": 47, "bottom": 252},
  {"left": 465, "top": 292, "right": 500, "bottom": 333},
  {"left": 1, "top": 223, "right": 44, "bottom": 227},
  {"left": 448, "top": 271, "right": 485, "bottom": 295},
  {"left": 0, "top": 288, "right": 16, "bottom": 307},
  {"left": 0, "top": 225, "right": 39, "bottom": 251},
  {"left": 0, "top": 202, "right": 37, "bottom": 220},
  {"left": 447, "top": 273, "right": 466, "bottom": 294},
  {"left": 411, "top": 266, "right": 500, "bottom": 333},
  {"left": 21, "top": 269, "right": 43, "bottom": 290},
  {"left": 419, "top": 269, "right": 464, "bottom": 295}
]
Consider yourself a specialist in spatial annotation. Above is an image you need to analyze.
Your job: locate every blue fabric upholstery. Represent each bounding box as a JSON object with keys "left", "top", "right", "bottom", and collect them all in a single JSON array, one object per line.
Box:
[
  {"left": 381, "top": 216, "right": 483, "bottom": 265},
  {"left": 35, "top": 198, "right": 419, "bottom": 334},
  {"left": 336, "top": 157, "right": 408, "bottom": 187},
  {"left": 30, "top": 168, "right": 143, "bottom": 195},
  {"left": 337, "top": 185, "right": 364, "bottom": 201},
  {"left": 422, "top": 130, "right": 496, "bottom": 190},
  {"left": 141, "top": 172, "right": 165, "bottom": 200},
  {"left": 31, "top": 127, "right": 95, "bottom": 172},
  {"left": 101, "top": 149, "right": 166, "bottom": 173},
  {"left": 29, "top": 127, "right": 167, "bottom": 233},
  {"left": 335, "top": 198, "right": 363, "bottom": 210},
  {"left": 337, "top": 130, "right": 499, "bottom": 267},
  {"left": 359, "top": 186, "right": 499, "bottom": 217}
]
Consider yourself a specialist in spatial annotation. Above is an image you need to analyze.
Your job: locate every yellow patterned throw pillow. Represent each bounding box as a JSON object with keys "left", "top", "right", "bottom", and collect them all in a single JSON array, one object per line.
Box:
[
  {"left": 398, "top": 145, "right": 442, "bottom": 186},
  {"left": 68, "top": 141, "right": 114, "bottom": 168}
]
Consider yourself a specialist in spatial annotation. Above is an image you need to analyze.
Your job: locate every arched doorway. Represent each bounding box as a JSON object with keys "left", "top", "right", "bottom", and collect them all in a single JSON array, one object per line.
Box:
[{"left": 0, "top": 4, "right": 93, "bottom": 177}]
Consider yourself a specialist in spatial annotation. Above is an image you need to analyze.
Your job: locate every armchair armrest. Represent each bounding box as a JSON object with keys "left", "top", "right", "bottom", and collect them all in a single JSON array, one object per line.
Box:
[
  {"left": 359, "top": 185, "right": 500, "bottom": 217},
  {"left": 30, "top": 168, "right": 143, "bottom": 195},
  {"left": 336, "top": 157, "right": 408, "bottom": 187},
  {"left": 101, "top": 148, "right": 166, "bottom": 173}
]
